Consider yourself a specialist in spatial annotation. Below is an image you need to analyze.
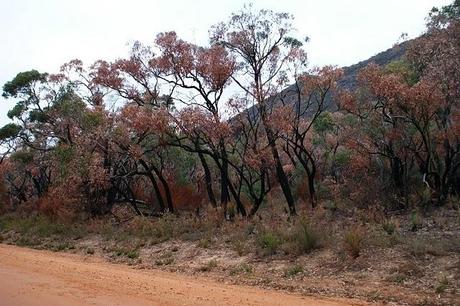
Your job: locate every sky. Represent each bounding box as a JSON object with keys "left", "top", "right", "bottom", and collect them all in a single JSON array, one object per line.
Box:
[{"left": 0, "top": 0, "right": 452, "bottom": 125}]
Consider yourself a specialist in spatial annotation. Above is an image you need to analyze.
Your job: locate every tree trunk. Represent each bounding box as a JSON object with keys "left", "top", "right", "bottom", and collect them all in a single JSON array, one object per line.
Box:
[
  {"left": 198, "top": 152, "right": 217, "bottom": 207},
  {"left": 307, "top": 171, "right": 317, "bottom": 208},
  {"left": 151, "top": 164, "right": 174, "bottom": 213},
  {"left": 265, "top": 127, "right": 296, "bottom": 215},
  {"left": 139, "top": 160, "right": 166, "bottom": 212}
]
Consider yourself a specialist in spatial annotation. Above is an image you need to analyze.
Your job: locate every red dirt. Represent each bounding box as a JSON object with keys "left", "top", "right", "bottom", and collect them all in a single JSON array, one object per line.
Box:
[{"left": 0, "top": 244, "right": 370, "bottom": 306}]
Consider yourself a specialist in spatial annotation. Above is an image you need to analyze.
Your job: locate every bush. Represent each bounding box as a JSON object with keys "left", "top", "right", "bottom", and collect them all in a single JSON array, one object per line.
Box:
[
  {"left": 435, "top": 275, "right": 449, "bottom": 294},
  {"left": 257, "top": 231, "right": 282, "bottom": 255},
  {"left": 113, "top": 246, "right": 139, "bottom": 259},
  {"left": 285, "top": 219, "right": 320, "bottom": 255},
  {"left": 0, "top": 214, "right": 86, "bottom": 239},
  {"left": 324, "top": 200, "right": 337, "bottom": 211},
  {"left": 344, "top": 225, "right": 365, "bottom": 258},
  {"left": 229, "top": 262, "right": 253, "bottom": 275},
  {"left": 198, "top": 259, "right": 218, "bottom": 272},
  {"left": 381, "top": 218, "right": 397, "bottom": 235},
  {"left": 284, "top": 264, "right": 303, "bottom": 277},
  {"left": 410, "top": 211, "right": 423, "bottom": 231},
  {"left": 155, "top": 251, "right": 175, "bottom": 266}
]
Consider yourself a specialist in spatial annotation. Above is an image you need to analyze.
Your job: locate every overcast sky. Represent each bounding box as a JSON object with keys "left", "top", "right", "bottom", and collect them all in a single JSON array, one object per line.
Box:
[{"left": 0, "top": 0, "right": 452, "bottom": 125}]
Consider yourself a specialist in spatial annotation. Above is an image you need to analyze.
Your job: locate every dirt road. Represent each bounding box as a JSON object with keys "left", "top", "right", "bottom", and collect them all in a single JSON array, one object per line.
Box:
[{"left": 0, "top": 244, "right": 368, "bottom": 306}]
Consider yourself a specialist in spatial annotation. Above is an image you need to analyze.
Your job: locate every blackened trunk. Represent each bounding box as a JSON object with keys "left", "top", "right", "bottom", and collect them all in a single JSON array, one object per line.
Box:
[
  {"left": 220, "top": 148, "right": 230, "bottom": 207},
  {"left": 198, "top": 152, "right": 217, "bottom": 207},
  {"left": 227, "top": 178, "right": 247, "bottom": 217},
  {"left": 249, "top": 199, "right": 263, "bottom": 217},
  {"left": 307, "top": 171, "right": 317, "bottom": 208},
  {"left": 139, "top": 160, "right": 166, "bottom": 212},
  {"left": 266, "top": 127, "right": 296, "bottom": 215},
  {"left": 391, "top": 157, "right": 404, "bottom": 189},
  {"left": 151, "top": 165, "right": 174, "bottom": 213}
]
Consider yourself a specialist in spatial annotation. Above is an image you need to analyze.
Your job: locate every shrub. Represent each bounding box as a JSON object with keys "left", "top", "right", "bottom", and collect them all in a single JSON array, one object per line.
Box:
[
  {"left": 198, "top": 259, "right": 218, "bottom": 272},
  {"left": 410, "top": 211, "right": 423, "bottom": 232},
  {"left": 284, "top": 264, "right": 304, "bottom": 278},
  {"left": 51, "top": 241, "right": 75, "bottom": 252},
  {"left": 155, "top": 251, "right": 175, "bottom": 266},
  {"left": 284, "top": 219, "right": 320, "bottom": 255},
  {"left": 197, "top": 237, "right": 213, "bottom": 248},
  {"left": 381, "top": 218, "right": 397, "bottom": 235},
  {"left": 257, "top": 231, "right": 281, "bottom": 255},
  {"left": 230, "top": 237, "right": 248, "bottom": 256},
  {"left": 435, "top": 275, "right": 449, "bottom": 294},
  {"left": 86, "top": 248, "right": 95, "bottom": 255},
  {"left": 344, "top": 225, "right": 365, "bottom": 258},
  {"left": 229, "top": 262, "right": 253, "bottom": 275},
  {"left": 113, "top": 246, "right": 139, "bottom": 259},
  {"left": 324, "top": 200, "right": 337, "bottom": 211}
]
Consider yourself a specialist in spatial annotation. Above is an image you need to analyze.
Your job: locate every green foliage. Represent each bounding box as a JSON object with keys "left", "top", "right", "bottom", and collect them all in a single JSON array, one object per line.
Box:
[
  {"left": 288, "top": 219, "right": 320, "bottom": 254},
  {"left": 382, "top": 218, "right": 397, "bottom": 235},
  {"left": 0, "top": 123, "right": 21, "bottom": 140},
  {"left": 52, "top": 91, "right": 87, "bottom": 117},
  {"left": 229, "top": 262, "right": 253, "bottom": 275},
  {"left": 333, "top": 150, "right": 351, "bottom": 167},
  {"left": 55, "top": 145, "right": 75, "bottom": 164},
  {"left": 429, "top": 0, "right": 460, "bottom": 26},
  {"left": 2, "top": 70, "right": 47, "bottom": 98},
  {"left": 283, "top": 264, "right": 303, "bottom": 277},
  {"left": 113, "top": 246, "right": 139, "bottom": 259},
  {"left": 168, "top": 148, "right": 197, "bottom": 186},
  {"left": 283, "top": 36, "right": 303, "bottom": 48},
  {"left": 82, "top": 111, "right": 104, "bottom": 129},
  {"left": 7, "top": 102, "right": 26, "bottom": 119},
  {"left": 54, "top": 145, "right": 76, "bottom": 177},
  {"left": 313, "top": 111, "right": 335, "bottom": 133},
  {"left": 385, "top": 60, "right": 419, "bottom": 85},
  {"left": 10, "top": 151, "right": 34, "bottom": 165},
  {"left": 257, "top": 231, "right": 282, "bottom": 255},
  {"left": 29, "top": 109, "right": 49, "bottom": 123}
]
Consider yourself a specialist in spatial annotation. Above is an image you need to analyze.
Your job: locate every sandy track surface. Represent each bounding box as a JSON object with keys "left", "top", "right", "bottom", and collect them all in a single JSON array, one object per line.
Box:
[{"left": 0, "top": 244, "right": 369, "bottom": 306}]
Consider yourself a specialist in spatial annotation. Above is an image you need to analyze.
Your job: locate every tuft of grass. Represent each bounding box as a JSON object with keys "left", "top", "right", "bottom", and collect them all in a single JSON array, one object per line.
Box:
[
  {"left": 405, "top": 236, "right": 459, "bottom": 258},
  {"left": 257, "top": 231, "right": 281, "bottom": 256},
  {"left": 197, "top": 237, "right": 212, "bottom": 249},
  {"left": 410, "top": 211, "right": 423, "bottom": 232},
  {"left": 86, "top": 248, "right": 95, "bottom": 255},
  {"left": 283, "top": 264, "right": 304, "bottom": 278},
  {"left": 155, "top": 251, "right": 175, "bottom": 266},
  {"left": 231, "top": 239, "right": 248, "bottom": 256},
  {"left": 324, "top": 200, "right": 337, "bottom": 211},
  {"left": 435, "top": 274, "right": 449, "bottom": 294},
  {"left": 51, "top": 241, "right": 75, "bottom": 252},
  {"left": 113, "top": 246, "right": 139, "bottom": 259},
  {"left": 386, "top": 273, "right": 407, "bottom": 284},
  {"left": 343, "top": 225, "right": 365, "bottom": 259},
  {"left": 198, "top": 259, "right": 218, "bottom": 272},
  {"left": 381, "top": 218, "right": 397, "bottom": 235},
  {"left": 388, "top": 261, "right": 423, "bottom": 283},
  {"left": 229, "top": 262, "right": 253, "bottom": 275},
  {"left": 289, "top": 219, "right": 320, "bottom": 254}
]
